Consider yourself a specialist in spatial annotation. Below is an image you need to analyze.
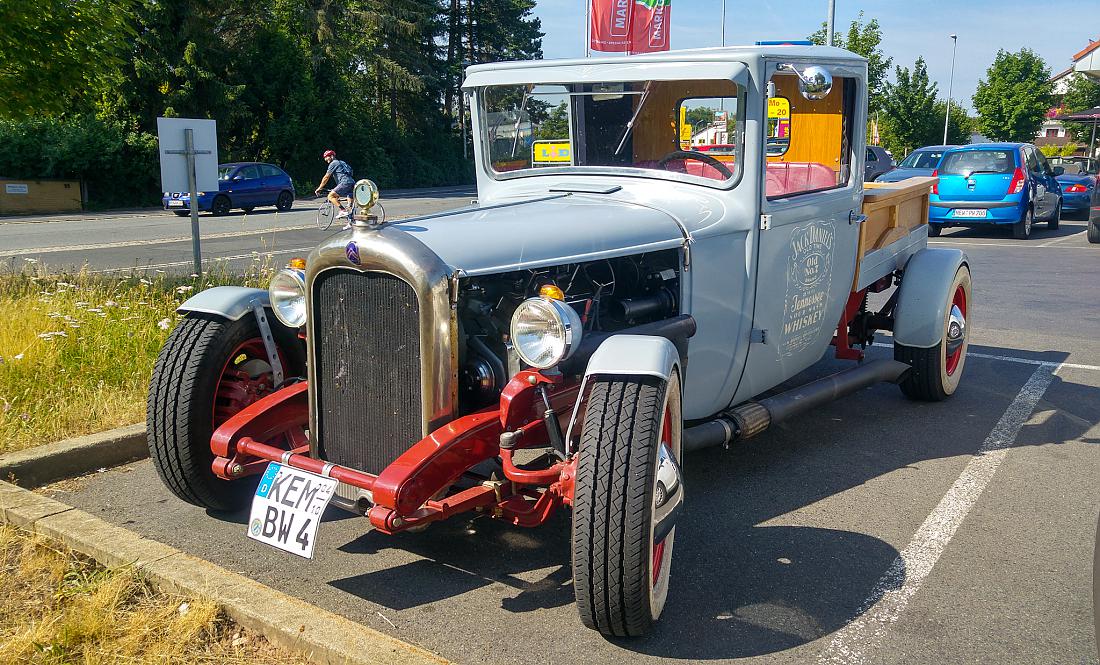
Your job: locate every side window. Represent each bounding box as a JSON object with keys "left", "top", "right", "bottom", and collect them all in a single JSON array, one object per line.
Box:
[
  {"left": 865, "top": 147, "right": 877, "bottom": 162},
  {"left": 765, "top": 73, "right": 855, "bottom": 199},
  {"left": 1024, "top": 148, "right": 1039, "bottom": 173},
  {"left": 1034, "top": 150, "right": 1053, "bottom": 175},
  {"left": 238, "top": 165, "right": 261, "bottom": 180},
  {"left": 261, "top": 165, "right": 282, "bottom": 178}
]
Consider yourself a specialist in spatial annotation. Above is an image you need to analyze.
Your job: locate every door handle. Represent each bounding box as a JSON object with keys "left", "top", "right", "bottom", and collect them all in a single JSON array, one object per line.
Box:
[{"left": 849, "top": 211, "right": 868, "bottom": 225}]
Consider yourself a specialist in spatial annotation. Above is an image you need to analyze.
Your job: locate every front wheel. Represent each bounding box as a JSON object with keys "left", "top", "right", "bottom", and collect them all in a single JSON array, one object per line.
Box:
[
  {"left": 1047, "top": 201, "right": 1061, "bottom": 229},
  {"left": 316, "top": 201, "right": 336, "bottom": 230},
  {"left": 147, "top": 312, "right": 303, "bottom": 511},
  {"left": 1088, "top": 219, "right": 1100, "bottom": 244},
  {"left": 211, "top": 195, "right": 231, "bottom": 216},
  {"left": 572, "top": 370, "right": 683, "bottom": 637},
  {"left": 276, "top": 191, "right": 294, "bottom": 211},
  {"left": 173, "top": 210, "right": 190, "bottom": 217},
  {"left": 895, "top": 264, "right": 971, "bottom": 401}
]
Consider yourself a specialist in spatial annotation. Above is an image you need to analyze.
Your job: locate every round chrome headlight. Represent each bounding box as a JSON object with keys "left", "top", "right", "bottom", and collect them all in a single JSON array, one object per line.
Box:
[
  {"left": 509, "top": 297, "right": 583, "bottom": 369},
  {"left": 268, "top": 268, "right": 306, "bottom": 327}
]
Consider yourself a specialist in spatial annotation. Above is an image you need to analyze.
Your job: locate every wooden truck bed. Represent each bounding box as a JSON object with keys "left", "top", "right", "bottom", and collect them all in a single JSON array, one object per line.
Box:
[{"left": 854, "top": 176, "right": 937, "bottom": 290}]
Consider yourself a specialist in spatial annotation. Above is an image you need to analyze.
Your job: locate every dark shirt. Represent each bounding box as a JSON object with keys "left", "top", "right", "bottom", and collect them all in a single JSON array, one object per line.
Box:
[{"left": 326, "top": 159, "right": 354, "bottom": 187}]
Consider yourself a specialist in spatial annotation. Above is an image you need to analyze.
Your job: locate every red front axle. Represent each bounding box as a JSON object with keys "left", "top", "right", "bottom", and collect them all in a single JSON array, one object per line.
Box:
[{"left": 210, "top": 371, "right": 579, "bottom": 533}]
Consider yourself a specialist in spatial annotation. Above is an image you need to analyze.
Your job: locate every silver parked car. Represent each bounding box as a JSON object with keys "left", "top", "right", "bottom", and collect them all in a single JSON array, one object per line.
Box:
[{"left": 147, "top": 44, "right": 971, "bottom": 637}]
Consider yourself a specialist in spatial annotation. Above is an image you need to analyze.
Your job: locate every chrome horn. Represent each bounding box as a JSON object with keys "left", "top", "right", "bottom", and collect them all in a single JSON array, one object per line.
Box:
[{"left": 778, "top": 63, "right": 834, "bottom": 100}]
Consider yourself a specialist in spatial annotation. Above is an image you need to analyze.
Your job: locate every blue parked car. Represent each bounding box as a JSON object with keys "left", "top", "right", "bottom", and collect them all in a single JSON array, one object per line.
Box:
[
  {"left": 928, "top": 143, "right": 1063, "bottom": 240},
  {"left": 163, "top": 162, "right": 296, "bottom": 216},
  {"left": 1049, "top": 156, "right": 1098, "bottom": 222},
  {"left": 874, "top": 145, "right": 955, "bottom": 183}
]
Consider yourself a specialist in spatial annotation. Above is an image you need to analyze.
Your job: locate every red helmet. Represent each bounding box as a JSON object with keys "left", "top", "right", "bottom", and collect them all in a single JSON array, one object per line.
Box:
[{"left": 322, "top": 150, "right": 336, "bottom": 159}]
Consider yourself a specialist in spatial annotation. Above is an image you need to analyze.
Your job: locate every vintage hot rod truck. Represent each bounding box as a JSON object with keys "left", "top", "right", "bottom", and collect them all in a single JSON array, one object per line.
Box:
[{"left": 148, "top": 44, "right": 970, "bottom": 637}]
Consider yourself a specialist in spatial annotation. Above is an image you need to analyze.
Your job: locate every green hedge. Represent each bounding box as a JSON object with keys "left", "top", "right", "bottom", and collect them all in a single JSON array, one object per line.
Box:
[{"left": 0, "top": 116, "right": 160, "bottom": 210}]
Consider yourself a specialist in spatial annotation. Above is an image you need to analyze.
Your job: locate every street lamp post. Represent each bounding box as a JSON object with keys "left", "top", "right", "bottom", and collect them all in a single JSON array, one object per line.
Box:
[
  {"left": 826, "top": 0, "right": 836, "bottom": 46},
  {"left": 721, "top": 0, "right": 726, "bottom": 47},
  {"left": 943, "top": 34, "right": 958, "bottom": 145}
]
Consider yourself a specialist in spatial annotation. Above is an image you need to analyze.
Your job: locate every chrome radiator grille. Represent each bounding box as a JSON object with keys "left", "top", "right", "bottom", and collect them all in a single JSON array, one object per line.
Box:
[{"left": 312, "top": 269, "right": 422, "bottom": 475}]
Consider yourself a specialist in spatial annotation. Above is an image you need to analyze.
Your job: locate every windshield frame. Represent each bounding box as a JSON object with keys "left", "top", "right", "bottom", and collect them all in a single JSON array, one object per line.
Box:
[{"left": 474, "top": 80, "right": 747, "bottom": 191}]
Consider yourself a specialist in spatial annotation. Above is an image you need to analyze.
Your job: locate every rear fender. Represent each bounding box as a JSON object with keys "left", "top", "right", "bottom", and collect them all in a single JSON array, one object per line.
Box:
[
  {"left": 177, "top": 286, "right": 268, "bottom": 321},
  {"left": 894, "top": 248, "right": 968, "bottom": 349}
]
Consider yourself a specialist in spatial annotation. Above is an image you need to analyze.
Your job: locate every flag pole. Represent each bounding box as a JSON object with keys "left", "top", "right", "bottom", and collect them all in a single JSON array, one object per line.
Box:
[{"left": 585, "top": 0, "right": 591, "bottom": 57}]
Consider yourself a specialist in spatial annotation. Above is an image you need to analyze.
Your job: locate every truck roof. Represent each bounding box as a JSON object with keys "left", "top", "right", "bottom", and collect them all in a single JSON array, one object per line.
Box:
[{"left": 463, "top": 45, "right": 864, "bottom": 88}]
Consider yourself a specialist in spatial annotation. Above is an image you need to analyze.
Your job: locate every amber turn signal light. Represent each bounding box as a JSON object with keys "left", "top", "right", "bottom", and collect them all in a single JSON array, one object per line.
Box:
[
  {"left": 538, "top": 284, "right": 565, "bottom": 300},
  {"left": 287, "top": 257, "right": 307, "bottom": 270}
]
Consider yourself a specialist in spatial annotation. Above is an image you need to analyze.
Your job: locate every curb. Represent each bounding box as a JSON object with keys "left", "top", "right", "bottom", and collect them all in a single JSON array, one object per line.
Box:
[
  {"left": 0, "top": 423, "right": 149, "bottom": 489},
  {"left": 0, "top": 481, "right": 451, "bottom": 665}
]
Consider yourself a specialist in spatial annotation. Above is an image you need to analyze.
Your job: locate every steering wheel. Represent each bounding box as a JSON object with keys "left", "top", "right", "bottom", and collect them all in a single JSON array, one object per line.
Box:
[{"left": 657, "top": 150, "right": 733, "bottom": 179}]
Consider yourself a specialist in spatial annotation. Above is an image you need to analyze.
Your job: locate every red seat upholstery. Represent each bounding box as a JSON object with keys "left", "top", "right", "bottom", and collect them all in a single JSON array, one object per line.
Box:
[{"left": 766, "top": 162, "right": 837, "bottom": 197}]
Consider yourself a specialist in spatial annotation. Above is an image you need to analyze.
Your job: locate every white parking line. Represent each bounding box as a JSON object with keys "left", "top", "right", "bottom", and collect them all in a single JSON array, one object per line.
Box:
[
  {"left": 870, "top": 342, "right": 1100, "bottom": 372},
  {"left": 1037, "top": 231, "right": 1084, "bottom": 247},
  {"left": 929, "top": 239, "right": 1089, "bottom": 249},
  {"left": 818, "top": 362, "right": 1059, "bottom": 664},
  {"left": 87, "top": 247, "right": 316, "bottom": 274}
]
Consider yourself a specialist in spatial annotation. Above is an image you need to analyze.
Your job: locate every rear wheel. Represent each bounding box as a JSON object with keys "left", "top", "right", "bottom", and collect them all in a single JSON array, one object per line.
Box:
[
  {"left": 895, "top": 265, "right": 971, "bottom": 401},
  {"left": 1088, "top": 219, "right": 1100, "bottom": 244},
  {"left": 147, "top": 312, "right": 303, "bottom": 511},
  {"left": 572, "top": 370, "right": 683, "bottom": 637},
  {"left": 173, "top": 210, "right": 189, "bottom": 217},
  {"left": 242, "top": 206, "right": 255, "bottom": 214},
  {"left": 1012, "top": 206, "right": 1033, "bottom": 240},
  {"left": 1048, "top": 200, "right": 1060, "bottom": 229},
  {"left": 276, "top": 191, "right": 294, "bottom": 211},
  {"left": 928, "top": 223, "right": 942, "bottom": 237}
]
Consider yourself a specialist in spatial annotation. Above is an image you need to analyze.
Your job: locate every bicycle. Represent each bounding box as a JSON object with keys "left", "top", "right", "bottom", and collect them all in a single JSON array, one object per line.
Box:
[
  {"left": 315, "top": 190, "right": 352, "bottom": 231},
  {"left": 315, "top": 187, "right": 386, "bottom": 231}
]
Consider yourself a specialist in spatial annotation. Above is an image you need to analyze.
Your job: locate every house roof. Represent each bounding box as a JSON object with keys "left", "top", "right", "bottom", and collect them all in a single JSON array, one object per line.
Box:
[{"left": 1072, "top": 40, "right": 1100, "bottom": 63}]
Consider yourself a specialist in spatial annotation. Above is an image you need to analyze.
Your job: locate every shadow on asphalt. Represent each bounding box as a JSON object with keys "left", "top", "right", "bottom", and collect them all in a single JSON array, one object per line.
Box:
[
  {"left": 938, "top": 217, "right": 1086, "bottom": 241},
  {"left": 277, "top": 343, "right": 1097, "bottom": 659}
]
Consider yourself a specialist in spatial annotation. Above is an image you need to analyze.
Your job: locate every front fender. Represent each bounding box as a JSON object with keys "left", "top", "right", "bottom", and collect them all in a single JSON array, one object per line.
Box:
[
  {"left": 584, "top": 334, "right": 681, "bottom": 382},
  {"left": 894, "top": 248, "right": 968, "bottom": 349},
  {"left": 177, "top": 286, "right": 268, "bottom": 321}
]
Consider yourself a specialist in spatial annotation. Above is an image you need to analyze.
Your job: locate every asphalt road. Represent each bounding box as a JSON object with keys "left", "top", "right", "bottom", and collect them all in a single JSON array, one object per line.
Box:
[
  {"left": 0, "top": 186, "right": 477, "bottom": 273},
  {"left": 43, "top": 217, "right": 1100, "bottom": 665}
]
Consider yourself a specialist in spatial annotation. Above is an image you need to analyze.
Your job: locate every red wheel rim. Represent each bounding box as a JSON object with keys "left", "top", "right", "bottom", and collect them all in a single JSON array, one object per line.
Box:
[
  {"left": 213, "top": 338, "right": 281, "bottom": 428},
  {"left": 653, "top": 403, "right": 673, "bottom": 585},
  {"left": 945, "top": 285, "right": 966, "bottom": 376}
]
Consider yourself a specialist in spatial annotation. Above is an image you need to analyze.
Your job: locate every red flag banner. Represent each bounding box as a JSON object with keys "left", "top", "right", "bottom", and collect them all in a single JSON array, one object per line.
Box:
[
  {"left": 590, "top": 0, "right": 671, "bottom": 54},
  {"left": 629, "top": 0, "right": 671, "bottom": 54}
]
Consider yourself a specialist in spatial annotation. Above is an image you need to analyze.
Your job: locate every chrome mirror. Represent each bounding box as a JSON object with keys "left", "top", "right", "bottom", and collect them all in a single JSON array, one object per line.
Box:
[{"left": 778, "top": 63, "right": 833, "bottom": 100}]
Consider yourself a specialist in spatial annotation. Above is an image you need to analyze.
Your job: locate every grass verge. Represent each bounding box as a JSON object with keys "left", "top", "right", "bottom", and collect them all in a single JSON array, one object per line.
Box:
[
  {"left": 0, "top": 524, "right": 310, "bottom": 664},
  {"left": 0, "top": 262, "right": 274, "bottom": 454}
]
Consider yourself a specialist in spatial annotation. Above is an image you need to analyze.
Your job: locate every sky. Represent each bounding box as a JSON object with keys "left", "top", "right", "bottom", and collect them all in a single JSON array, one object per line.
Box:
[{"left": 531, "top": 0, "right": 1099, "bottom": 112}]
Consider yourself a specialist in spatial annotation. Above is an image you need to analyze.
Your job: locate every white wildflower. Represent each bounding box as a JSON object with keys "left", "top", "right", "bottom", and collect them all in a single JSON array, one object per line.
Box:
[
  {"left": 189, "top": 273, "right": 199, "bottom": 279},
  {"left": 13, "top": 354, "right": 23, "bottom": 361},
  {"left": 157, "top": 318, "right": 171, "bottom": 330},
  {"left": 74, "top": 301, "right": 88, "bottom": 307},
  {"left": 23, "top": 257, "right": 37, "bottom": 263},
  {"left": 139, "top": 278, "right": 152, "bottom": 285},
  {"left": 47, "top": 312, "right": 62, "bottom": 318},
  {"left": 104, "top": 300, "right": 117, "bottom": 307},
  {"left": 178, "top": 602, "right": 190, "bottom": 616},
  {"left": 56, "top": 282, "right": 74, "bottom": 288},
  {"left": 176, "top": 285, "right": 193, "bottom": 294},
  {"left": 86, "top": 308, "right": 103, "bottom": 313},
  {"left": 36, "top": 331, "right": 68, "bottom": 339}
]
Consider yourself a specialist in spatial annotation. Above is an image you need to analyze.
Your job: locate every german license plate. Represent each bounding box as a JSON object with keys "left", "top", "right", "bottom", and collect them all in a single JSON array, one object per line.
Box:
[
  {"left": 247, "top": 463, "right": 337, "bottom": 559},
  {"left": 167, "top": 200, "right": 183, "bottom": 207},
  {"left": 953, "top": 208, "right": 987, "bottom": 218}
]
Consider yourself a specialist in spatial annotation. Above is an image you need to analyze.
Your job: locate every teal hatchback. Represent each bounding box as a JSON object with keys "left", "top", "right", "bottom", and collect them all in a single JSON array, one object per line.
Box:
[{"left": 928, "top": 143, "right": 1063, "bottom": 240}]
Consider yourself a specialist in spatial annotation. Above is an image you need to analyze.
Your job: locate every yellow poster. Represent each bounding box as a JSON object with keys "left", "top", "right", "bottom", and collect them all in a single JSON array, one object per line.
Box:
[
  {"left": 768, "top": 97, "right": 790, "bottom": 119},
  {"left": 679, "top": 106, "right": 692, "bottom": 141},
  {"left": 532, "top": 140, "right": 572, "bottom": 164}
]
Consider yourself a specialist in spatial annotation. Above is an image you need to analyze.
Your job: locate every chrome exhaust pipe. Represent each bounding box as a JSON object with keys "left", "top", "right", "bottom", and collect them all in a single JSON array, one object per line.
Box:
[{"left": 683, "top": 359, "right": 910, "bottom": 452}]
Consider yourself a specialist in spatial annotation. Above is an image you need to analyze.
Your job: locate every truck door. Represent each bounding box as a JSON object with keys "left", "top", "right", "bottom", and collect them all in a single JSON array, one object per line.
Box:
[{"left": 734, "top": 67, "right": 865, "bottom": 402}]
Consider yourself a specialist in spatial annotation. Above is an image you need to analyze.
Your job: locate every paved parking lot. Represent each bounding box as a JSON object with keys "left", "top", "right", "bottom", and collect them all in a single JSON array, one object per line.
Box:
[{"left": 44, "top": 218, "right": 1100, "bottom": 665}]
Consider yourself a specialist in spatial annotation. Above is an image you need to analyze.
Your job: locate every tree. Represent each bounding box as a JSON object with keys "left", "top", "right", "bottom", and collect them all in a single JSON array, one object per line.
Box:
[
  {"left": 879, "top": 57, "right": 939, "bottom": 156},
  {"left": 972, "top": 49, "right": 1052, "bottom": 142},
  {"left": 809, "top": 12, "right": 892, "bottom": 112},
  {"left": 0, "top": 0, "right": 134, "bottom": 118},
  {"left": 1061, "top": 73, "right": 1100, "bottom": 143},
  {"left": 933, "top": 99, "right": 973, "bottom": 146}
]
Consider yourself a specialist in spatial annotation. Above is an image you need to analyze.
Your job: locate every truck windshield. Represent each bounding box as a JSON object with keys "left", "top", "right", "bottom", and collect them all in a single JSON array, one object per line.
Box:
[{"left": 479, "top": 80, "right": 744, "bottom": 186}]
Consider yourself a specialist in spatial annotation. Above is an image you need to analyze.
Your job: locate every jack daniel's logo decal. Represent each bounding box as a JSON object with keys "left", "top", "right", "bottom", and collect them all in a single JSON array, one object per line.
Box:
[{"left": 780, "top": 222, "right": 835, "bottom": 357}]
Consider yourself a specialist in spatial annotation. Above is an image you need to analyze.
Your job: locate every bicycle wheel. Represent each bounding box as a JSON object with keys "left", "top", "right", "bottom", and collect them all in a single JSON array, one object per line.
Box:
[{"left": 316, "top": 200, "right": 336, "bottom": 230}]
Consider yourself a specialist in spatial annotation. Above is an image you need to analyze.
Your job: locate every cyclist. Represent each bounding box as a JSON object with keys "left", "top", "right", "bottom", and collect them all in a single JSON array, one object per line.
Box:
[{"left": 314, "top": 150, "right": 354, "bottom": 218}]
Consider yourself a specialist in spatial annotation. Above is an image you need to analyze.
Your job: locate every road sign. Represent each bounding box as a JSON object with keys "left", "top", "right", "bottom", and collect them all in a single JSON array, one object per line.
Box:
[
  {"left": 532, "top": 140, "right": 572, "bottom": 165},
  {"left": 157, "top": 118, "right": 218, "bottom": 274}
]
